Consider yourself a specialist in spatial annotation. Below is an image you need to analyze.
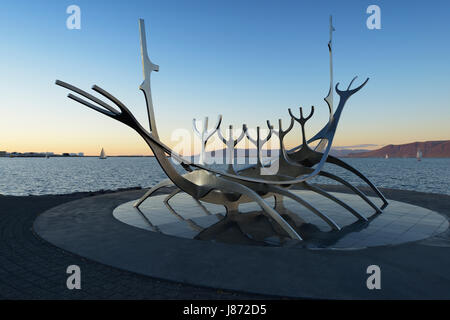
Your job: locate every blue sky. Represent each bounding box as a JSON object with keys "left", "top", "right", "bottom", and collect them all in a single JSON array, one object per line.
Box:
[{"left": 0, "top": 0, "right": 449, "bottom": 155}]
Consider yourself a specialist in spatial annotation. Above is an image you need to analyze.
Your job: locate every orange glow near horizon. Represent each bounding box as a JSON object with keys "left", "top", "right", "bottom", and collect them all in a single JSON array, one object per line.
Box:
[{"left": 1, "top": 127, "right": 448, "bottom": 157}]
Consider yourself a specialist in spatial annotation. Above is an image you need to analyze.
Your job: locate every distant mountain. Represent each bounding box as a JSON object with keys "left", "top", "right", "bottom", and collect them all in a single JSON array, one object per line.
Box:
[
  {"left": 347, "top": 140, "right": 450, "bottom": 158},
  {"left": 329, "top": 149, "right": 372, "bottom": 157}
]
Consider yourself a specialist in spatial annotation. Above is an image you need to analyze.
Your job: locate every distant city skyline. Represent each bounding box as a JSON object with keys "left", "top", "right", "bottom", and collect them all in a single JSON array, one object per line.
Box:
[
  {"left": 2, "top": 139, "right": 448, "bottom": 158},
  {"left": 0, "top": 1, "right": 449, "bottom": 156}
]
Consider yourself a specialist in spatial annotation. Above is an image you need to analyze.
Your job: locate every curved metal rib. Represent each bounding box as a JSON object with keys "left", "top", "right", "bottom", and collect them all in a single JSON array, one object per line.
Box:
[
  {"left": 319, "top": 170, "right": 382, "bottom": 215},
  {"left": 134, "top": 179, "right": 174, "bottom": 208},
  {"left": 301, "top": 182, "right": 368, "bottom": 221},
  {"left": 163, "top": 189, "right": 214, "bottom": 216},
  {"left": 193, "top": 199, "right": 213, "bottom": 216},
  {"left": 163, "top": 188, "right": 181, "bottom": 203},
  {"left": 163, "top": 199, "right": 204, "bottom": 232},
  {"left": 267, "top": 185, "right": 341, "bottom": 231},
  {"left": 273, "top": 193, "right": 285, "bottom": 210},
  {"left": 217, "top": 179, "right": 303, "bottom": 240},
  {"left": 326, "top": 155, "right": 388, "bottom": 209},
  {"left": 135, "top": 207, "right": 161, "bottom": 232}
]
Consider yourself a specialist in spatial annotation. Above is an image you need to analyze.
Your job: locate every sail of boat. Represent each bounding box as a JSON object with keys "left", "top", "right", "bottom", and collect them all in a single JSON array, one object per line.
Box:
[
  {"left": 99, "top": 148, "right": 107, "bottom": 159},
  {"left": 416, "top": 149, "right": 422, "bottom": 161},
  {"left": 385, "top": 154, "right": 388, "bottom": 159}
]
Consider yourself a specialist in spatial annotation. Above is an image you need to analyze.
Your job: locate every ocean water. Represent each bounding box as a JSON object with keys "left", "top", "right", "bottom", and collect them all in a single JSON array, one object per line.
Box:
[{"left": 0, "top": 157, "right": 448, "bottom": 196}]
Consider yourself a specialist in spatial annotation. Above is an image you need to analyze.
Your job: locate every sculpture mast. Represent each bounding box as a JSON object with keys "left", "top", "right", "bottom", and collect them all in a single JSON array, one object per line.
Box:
[
  {"left": 324, "top": 15, "right": 335, "bottom": 122},
  {"left": 139, "top": 19, "right": 160, "bottom": 139},
  {"left": 314, "top": 16, "right": 335, "bottom": 153}
]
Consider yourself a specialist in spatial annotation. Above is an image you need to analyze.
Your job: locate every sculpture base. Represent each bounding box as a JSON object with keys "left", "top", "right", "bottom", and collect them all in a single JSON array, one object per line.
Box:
[
  {"left": 113, "top": 190, "right": 447, "bottom": 249},
  {"left": 33, "top": 188, "right": 450, "bottom": 299}
]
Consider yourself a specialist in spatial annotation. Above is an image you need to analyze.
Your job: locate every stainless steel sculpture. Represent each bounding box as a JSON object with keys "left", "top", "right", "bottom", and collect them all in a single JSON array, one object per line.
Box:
[
  {"left": 56, "top": 17, "right": 388, "bottom": 241},
  {"left": 192, "top": 116, "right": 222, "bottom": 165}
]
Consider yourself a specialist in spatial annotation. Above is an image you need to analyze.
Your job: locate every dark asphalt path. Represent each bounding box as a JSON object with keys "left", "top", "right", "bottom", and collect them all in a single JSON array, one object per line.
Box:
[{"left": 0, "top": 189, "right": 269, "bottom": 299}]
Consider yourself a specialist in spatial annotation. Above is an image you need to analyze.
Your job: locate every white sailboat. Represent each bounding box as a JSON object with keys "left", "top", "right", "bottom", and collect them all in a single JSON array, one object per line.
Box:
[
  {"left": 416, "top": 149, "right": 422, "bottom": 161},
  {"left": 99, "top": 148, "right": 107, "bottom": 159},
  {"left": 385, "top": 154, "right": 389, "bottom": 159}
]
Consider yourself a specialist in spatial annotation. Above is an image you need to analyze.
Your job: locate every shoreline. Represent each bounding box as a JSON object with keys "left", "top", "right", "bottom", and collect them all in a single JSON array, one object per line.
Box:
[
  {"left": 2, "top": 155, "right": 450, "bottom": 158},
  {"left": 0, "top": 186, "right": 144, "bottom": 198},
  {"left": 1, "top": 184, "right": 449, "bottom": 199}
]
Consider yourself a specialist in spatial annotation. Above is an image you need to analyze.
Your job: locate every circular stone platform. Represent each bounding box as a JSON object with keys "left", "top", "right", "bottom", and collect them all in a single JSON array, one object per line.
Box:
[
  {"left": 33, "top": 188, "right": 450, "bottom": 299},
  {"left": 113, "top": 190, "right": 448, "bottom": 249}
]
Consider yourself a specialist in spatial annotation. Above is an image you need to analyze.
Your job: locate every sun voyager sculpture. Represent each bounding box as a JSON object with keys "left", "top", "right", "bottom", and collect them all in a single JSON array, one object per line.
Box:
[{"left": 56, "top": 17, "right": 388, "bottom": 241}]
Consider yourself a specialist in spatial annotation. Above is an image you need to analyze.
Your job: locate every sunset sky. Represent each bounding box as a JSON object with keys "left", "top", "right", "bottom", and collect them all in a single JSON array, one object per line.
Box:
[{"left": 0, "top": 0, "right": 449, "bottom": 156}]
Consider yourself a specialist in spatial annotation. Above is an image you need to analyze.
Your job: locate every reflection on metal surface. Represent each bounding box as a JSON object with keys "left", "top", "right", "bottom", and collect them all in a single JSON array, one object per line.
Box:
[{"left": 56, "top": 16, "right": 390, "bottom": 241}]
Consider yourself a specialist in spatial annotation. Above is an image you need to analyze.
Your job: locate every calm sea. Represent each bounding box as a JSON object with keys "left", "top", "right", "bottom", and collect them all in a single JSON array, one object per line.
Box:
[{"left": 0, "top": 157, "right": 448, "bottom": 196}]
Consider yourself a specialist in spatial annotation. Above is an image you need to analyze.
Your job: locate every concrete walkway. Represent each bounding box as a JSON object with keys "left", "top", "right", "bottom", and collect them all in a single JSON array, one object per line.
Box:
[
  {"left": 33, "top": 187, "right": 450, "bottom": 299},
  {"left": 0, "top": 190, "right": 267, "bottom": 299}
]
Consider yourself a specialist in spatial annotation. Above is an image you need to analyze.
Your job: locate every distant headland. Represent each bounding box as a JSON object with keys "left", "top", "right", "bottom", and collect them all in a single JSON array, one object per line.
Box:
[
  {"left": 346, "top": 140, "right": 450, "bottom": 158},
  {"left": 0, "top": 151, "right": 84, "bottom": 158}
]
